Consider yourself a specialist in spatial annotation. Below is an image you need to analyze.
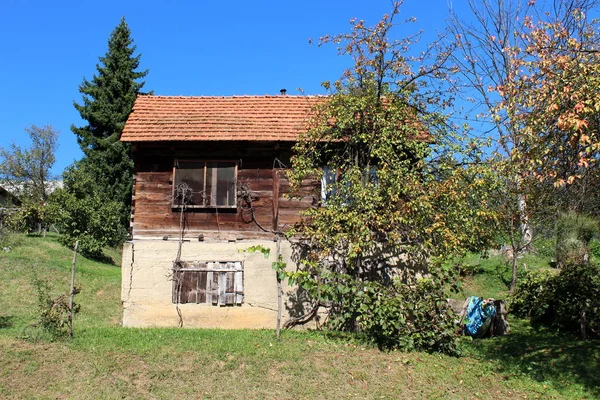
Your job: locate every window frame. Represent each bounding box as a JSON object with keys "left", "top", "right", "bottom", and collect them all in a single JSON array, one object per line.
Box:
[
  {"left": 172, "top": 159, "right": 238, "bottom": 209},
  {"left": 172, "top": 261, "right": 244, "bottom": 306}
]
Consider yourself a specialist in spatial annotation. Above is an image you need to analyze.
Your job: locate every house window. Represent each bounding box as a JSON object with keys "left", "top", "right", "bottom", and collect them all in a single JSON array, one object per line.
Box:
[
  {"left": 321, "top": 166, "right": 378, "bottom": 204},
  {"left": 172, "top": 161, "right": 237, "bottom": 208},
  {"left": 172, "top": 261, "right": 244, "bottom": 305},
  {"left": 321, "top": 166, "right": 338, "bottom": 203}
]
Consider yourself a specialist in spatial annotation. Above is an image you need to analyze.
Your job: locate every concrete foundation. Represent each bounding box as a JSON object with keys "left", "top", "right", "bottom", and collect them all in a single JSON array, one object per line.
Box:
[{"left": 121, "top": 239, "right": 306, "bottom": 329}]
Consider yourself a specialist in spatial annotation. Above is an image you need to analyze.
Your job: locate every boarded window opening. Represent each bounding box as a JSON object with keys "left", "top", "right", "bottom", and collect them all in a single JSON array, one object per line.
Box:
[
  {"left": 173, "top": 161, "right": 237, "bottom": 208},
  {"left": 172, "top": 261, "right": 243, "bottom": 306}
]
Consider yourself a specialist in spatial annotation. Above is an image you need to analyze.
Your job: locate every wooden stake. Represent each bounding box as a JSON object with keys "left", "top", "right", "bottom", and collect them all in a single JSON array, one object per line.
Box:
[
  {"left": 68, "top": 240, "right": 79, "bottom": 338},
  {"left": 273, "top": 167, "right": 283, "bottom": 340},
  {"left": 276, "top": 235, "right": 282, "bottom": 340}
]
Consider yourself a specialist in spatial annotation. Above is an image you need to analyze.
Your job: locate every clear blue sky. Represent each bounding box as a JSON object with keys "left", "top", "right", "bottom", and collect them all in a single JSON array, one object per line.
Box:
[{"left": 0, "top": 0, "right": 462, "bottom": 176}]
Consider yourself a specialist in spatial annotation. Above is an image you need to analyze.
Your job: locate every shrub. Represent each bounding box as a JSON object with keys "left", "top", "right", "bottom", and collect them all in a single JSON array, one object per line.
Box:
[
  {"left": 509, "top": 269, "right": 556, "bottom": 322},
  {"left": 356, "top": 269, "right": 459, "bottom": 355},
  {"left": 0, "top": 226, "right": 21, "bottom": 250},
  {"left": 551, "top": 263, "right": 600, "bottom": 336},
  {"left": 22, "top": 276, "right": 79, "bottom": 341},
  {"left": 555, "top": 212, "right": 598, "bottom": 267},
  {"left": 48, "top": 188, "right": 127, "bottom": 258},
  {"left": 510, "top": 263, "right": 600, "bottom": 338},
  {"left": 532, "top": 236, "right": 556, "bottom": 258},
  {"left": 4, "top": 202, "right": 56, "bottom": 234},
  {"left": 589, "top": 239, "right": 600, "bottom": 260}
]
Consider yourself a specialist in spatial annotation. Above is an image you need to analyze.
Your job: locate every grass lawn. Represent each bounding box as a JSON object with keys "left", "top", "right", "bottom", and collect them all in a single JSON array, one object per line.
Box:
[
  {"left": 455, "top": 249, "right": 554, "bottom": 300},
  {"left": 0, "top": 234, "right": 598, "bottom": 399}
]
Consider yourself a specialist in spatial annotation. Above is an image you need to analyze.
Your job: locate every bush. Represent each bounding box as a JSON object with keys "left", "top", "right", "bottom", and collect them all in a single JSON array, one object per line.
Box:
[
  {"left": 510, "top": 263, "right": 600, "bottom": 338},
  {"left": 48, "top": 188, "right": 127, "bottom": 258},
  {"left": 555, "top": 212, "right": 598, "bottom": 267},
  {"left": 551, "top": 263, "right": 600, "bottom": 336},
  {"left": 0, "top": 226, "right": 21, "bottom": 250},
  {"left": 589, "top": 239, "right": 600, "bottom": 260},
  {"left": 4, "top": 202, "right": 56, "bottom": 234},
  {"left": 22, "top": 276, "right": 78, "bottom": 341},
  {"left": 509, "top": 269, "right": 556, "bottom": 322},
  {"left": 532, "top": 236, "right": 556, "bottom": 258},
  {"left": 357, "top": 270, "right": 459, "bottom": 355}
]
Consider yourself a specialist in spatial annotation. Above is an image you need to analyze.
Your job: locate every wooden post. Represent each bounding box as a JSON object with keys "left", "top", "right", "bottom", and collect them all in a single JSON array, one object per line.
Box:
[
  {"left": 272, "top": 169, "right": 280, "bottom": 232},
  {"left": 68, "top": 240, "right": 79, "bottom": 338},
  {"left": 276, "top": 235, "right": 283, "bottom": 340},
  {"left": 272, "top": 167, "right": 283, "bottom": 339}
]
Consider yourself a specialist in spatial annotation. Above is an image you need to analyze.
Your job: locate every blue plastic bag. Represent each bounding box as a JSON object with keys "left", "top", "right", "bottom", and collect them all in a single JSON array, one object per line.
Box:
[{"left": 463, "top": 296, "right": 497, "bottom": 338}]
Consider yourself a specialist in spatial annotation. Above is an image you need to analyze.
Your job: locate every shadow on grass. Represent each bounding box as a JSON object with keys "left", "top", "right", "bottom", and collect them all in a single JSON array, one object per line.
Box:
[
  {"left": 82, "top": 248, "right": 121, "bottom": 266},
  {"left": 0, "top": 315, "right": 14, "bottom": 329},
  {"left": 465, "top": 319, "right": 600, "bottom": 397},
  {"left": 92, "top": 252, "right": 119, "bottom": 266}
]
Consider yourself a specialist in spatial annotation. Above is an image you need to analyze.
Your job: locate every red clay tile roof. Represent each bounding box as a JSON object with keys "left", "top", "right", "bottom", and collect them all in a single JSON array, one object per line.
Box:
[{"left": 121, "top": 95, "right": 321, "bottom": 142}]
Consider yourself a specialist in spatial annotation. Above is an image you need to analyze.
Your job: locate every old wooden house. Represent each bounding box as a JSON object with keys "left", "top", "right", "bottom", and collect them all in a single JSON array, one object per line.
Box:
[{"left": 120, "top": 94, "right": 319, "bottom": 328}]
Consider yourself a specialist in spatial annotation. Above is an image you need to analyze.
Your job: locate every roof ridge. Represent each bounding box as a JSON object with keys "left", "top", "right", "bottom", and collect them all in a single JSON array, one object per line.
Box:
[
  {"left": 123, "top": 93, "right": 326, "bottom": 142},
  {"left": 137, "top": 94, "right": 324, "bottom": 99}
]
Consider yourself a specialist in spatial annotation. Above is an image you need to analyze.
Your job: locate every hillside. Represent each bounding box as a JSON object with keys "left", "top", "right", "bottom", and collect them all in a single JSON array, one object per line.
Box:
[{"left": 0, "top": 234, "right": 598, "bottom": 399}]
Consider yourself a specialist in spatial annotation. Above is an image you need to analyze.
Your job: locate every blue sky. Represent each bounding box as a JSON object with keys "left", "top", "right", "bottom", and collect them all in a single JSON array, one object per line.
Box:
[{"left": 0, "top": 0, "right": 462, "bottom": 176}]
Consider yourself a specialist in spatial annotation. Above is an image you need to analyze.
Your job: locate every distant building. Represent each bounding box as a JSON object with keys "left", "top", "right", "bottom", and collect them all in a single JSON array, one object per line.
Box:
[
  {"left": 0, "top": 185, "right": 20, "bottom": 207},
  {"left": 0, "top": 180, "right": 63, "bottom": 203}
]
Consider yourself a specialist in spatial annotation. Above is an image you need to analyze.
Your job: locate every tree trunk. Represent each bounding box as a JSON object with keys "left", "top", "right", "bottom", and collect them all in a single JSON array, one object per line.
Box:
[
  {"left": 581, "top": 308, "right": 587, "bottom": 340},
  {"left": 510, "top": 248, "right": 518, "bottom": 294},
  {"left": 518, "top": 194, "right": 532, "bottom": 251}
]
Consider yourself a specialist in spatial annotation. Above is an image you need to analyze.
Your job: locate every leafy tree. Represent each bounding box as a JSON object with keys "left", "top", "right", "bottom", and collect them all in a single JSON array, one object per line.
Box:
[
  {"left": 449, "top": 1, "right": 535, "bottom": 277},
  {"left": 49, "top": 164, "right": 127, "bottom": 259},
  {"left": 449, "top": 0, "right": 600, "bottom": 291},
  {"left": 71, "top": 17, "right": 148, "bottom": 227},
  {"left": 501, "top": 7, "right": 600, "bottom": 200},
  {"left": 0, "top": 125, "right": 59, "bottom": 234},
  {"left": 492, "top": 3, "right": 600, "bottom": 277},
  {"left": 285, "top": 2, "right": 497, "bottom": 353},
  {"left": 0, "top": 124, "right": 58, "bottom": 202}
]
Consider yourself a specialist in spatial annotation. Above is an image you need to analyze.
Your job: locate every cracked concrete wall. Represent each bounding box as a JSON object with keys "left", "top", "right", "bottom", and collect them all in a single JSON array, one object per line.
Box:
[{"left": 121, "top": 239, "right": 302, "bottom": 328}]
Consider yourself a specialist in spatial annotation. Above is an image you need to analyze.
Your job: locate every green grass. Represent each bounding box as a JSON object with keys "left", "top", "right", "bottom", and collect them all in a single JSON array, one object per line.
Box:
[
  {"left": 0, "top": 234, "right": 598, "bottom": 399},
  {"left": 464, "top": 319, "right": 600, "bottom": 399},
  {"left": 456, "top": 250, "right": 553, "bottom": 300},
  {"left": 0, "top": 233, "right": 122, "bottom": 334}
]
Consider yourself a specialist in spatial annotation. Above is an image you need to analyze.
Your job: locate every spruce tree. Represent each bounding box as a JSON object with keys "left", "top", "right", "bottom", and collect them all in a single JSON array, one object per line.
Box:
[{"left": 71, "top": 17, "right": 148, "bottom": 227}]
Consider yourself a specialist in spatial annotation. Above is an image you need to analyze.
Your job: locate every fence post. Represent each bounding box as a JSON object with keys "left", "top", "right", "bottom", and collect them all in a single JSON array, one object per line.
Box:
[{"left": 68, "top": 240, "right": 79, "bottom": 338}]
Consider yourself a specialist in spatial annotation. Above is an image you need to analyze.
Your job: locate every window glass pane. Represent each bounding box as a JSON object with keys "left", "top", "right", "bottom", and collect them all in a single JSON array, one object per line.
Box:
[
  {"left": 218, "top": 164, "right": 236, "bottom": 206},
  {"left": 174, "top": 162, "right": 204, "bottom": 206},
  {"left": 175, "top": 161, "right": 236, "bottom": 207},
  {"left": 207, "top": 162, "right": 236, "bottom": 206},
  {"left": 205, "top": 164, "right": 216, "bottom": 206}
]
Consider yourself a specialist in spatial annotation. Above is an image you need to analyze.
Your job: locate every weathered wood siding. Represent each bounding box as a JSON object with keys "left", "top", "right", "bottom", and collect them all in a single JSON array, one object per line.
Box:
[{"left": 131, "top": 141, "right": 316, "bottom": 239}]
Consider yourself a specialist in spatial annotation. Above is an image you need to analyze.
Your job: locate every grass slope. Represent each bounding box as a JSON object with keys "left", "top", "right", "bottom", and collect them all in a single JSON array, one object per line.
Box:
[{"left": 0, "top": 235, "right": 598, "bottom": 399}]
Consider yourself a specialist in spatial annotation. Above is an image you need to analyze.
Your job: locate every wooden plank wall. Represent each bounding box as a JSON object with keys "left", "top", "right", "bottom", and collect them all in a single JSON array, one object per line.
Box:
[{"left": 131, "top": 141, "right": 317, "bottom": 239}]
